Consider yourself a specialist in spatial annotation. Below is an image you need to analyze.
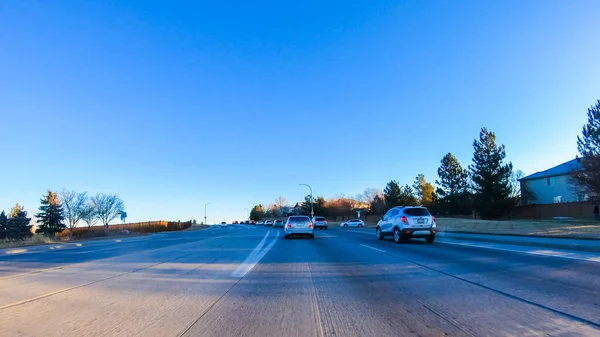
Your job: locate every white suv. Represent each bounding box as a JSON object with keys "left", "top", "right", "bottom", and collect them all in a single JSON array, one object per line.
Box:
[{"left": 375, "top": 206, "right": 436, "bottom": 243}]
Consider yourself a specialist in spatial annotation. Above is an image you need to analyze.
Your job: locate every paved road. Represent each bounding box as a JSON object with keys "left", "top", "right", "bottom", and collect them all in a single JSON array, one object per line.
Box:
[{"left": 1, "top": 225, "right": 599, "bottom": 336}]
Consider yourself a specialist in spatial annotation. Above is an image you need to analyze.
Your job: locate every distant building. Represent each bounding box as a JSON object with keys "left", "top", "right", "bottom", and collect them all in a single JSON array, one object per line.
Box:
[{"left": 519, "top": 158, "right": 585, "bottom": 205}]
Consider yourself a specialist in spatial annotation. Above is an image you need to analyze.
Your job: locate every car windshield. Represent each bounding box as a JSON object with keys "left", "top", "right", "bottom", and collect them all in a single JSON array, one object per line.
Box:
[{"left": 403, "top": 208, "right": 430, "bottom": 216}]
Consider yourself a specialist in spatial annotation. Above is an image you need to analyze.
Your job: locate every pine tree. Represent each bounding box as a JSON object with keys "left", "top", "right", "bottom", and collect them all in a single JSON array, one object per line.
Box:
[
  {"left": 383, "top": 180, "right": 402, "bottom": 210},
  {"left": 571, "top": 100, "right": 600, "bottom": 196},
  {"left": 370, "top": 195, "right": 387, "bottom": 215},
  {"left": 469, "top": 128, "right": 515, "bottom": 219},
  {"left": 36, "top": 190, "right": 66, "bottom": 236},
  {"left": 398, "top": 185, "right": 418, "bottom": 206},
  {"left": 7, "top": 204, "right": 33, "bottom": 240},
  {"left": 413, "top": 174, "right": 436, "bottom": 206},
  {"left": 249, "top": 204, "right": 264, "bottom": 221},
  {"left": 436, "top": 153, "right": 470, "bottom": 215},
  {"left": 0, "top": 211, "right": 7, "bottom": 240},
  {"left": 436, "top": 153, "right": 469, "bottom": 197}
]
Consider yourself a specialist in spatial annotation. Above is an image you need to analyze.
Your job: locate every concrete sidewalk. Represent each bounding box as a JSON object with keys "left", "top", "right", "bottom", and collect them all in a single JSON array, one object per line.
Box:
[{"left": 437, "top": 232, "right": 600, "bottom": 253}]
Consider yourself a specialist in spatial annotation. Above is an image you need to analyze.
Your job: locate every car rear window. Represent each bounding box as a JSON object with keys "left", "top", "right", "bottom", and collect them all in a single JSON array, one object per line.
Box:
[
  {"left": 275, "top": 220, "right": 282, "bottom": 223},
  {"left": 314, "top": 217, "right": 326, "bottom": 221},
  {"left": 288, "top": 216, "right": 310, "bottom": 223},
  {"left": 403, "top": 208, "right": 430, "bottom": 216}
]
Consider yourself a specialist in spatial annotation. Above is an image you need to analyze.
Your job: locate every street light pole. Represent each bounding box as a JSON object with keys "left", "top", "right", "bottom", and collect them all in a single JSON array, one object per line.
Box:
[
  {"left": 204, "top": 202, "right": 211, "bottom": 226},
  {"left": 299, "top": 183, "right": 314, "bottom": 218}
]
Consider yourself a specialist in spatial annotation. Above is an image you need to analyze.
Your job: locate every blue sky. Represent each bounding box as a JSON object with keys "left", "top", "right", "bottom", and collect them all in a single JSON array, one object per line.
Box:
[{"left": 1, "top": 1, "right": 599, "bottom": 223}]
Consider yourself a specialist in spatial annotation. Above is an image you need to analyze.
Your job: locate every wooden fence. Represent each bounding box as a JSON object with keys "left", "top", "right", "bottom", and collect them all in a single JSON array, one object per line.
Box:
[
  {"left": 56, "top": 220, "right": 193, "bottom": 239},
  {"left": 510, "top": 201, "right": 597, "bottom": 220}
]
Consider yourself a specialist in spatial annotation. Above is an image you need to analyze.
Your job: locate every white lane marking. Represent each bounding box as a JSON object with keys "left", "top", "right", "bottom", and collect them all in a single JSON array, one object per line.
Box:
[
  {"left": 359, "top": 244, "right": 386, "bottom": 253},
  {"left": 346, "top": 229, "right": 372, "bottom": 235},
  {"left": 440, "top": 240, "right": 600, "bottom": 263},
  {"left": 231, "top": 230, "right": 279, "bottom": 278},
  {"left": 5, "top": 249, "right": 27, "bottom": 255}
]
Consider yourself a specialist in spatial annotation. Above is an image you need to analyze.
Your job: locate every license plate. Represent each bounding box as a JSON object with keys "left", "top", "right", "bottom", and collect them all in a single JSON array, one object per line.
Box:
[{"left": 417, "top": 219, "right": 425, "bottom": 224}]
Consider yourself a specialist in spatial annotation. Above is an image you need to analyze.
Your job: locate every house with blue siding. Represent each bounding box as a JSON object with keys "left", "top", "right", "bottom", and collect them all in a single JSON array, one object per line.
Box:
[{"left": 518, "top": 158, "right": 585, "bottom": 205}]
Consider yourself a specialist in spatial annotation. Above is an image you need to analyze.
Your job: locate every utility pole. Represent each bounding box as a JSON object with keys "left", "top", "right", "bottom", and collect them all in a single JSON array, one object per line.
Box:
[{"left": 299, "top": 183, "right": 314, "bottom": 218}]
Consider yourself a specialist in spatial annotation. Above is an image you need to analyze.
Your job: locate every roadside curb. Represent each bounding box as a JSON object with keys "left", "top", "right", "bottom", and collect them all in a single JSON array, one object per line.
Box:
[
  {"left": 437, "top": 232, "right": 600, "bottom": 253},
  {"left": 0, "top": 243, "right": 83, "bottom": 256},
  {"left": 438, "top": 230, "right": 600, "bottom": 241}
]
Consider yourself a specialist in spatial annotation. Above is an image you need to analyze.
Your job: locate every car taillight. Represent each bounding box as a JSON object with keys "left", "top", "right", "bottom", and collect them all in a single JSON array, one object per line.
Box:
[
  {"left": 432, "top": 216, "right": 435, "bottom": 222},
  {"left": 308, "top": 222, "right": 313, "bottom": 228},
  {"left": 401, "top": 216, "right": 408, "bottom": 223},
  {"left": 324, "top": 220, "right": 328, "bottom": 224},
  {"left": 286, "top": 223, "right": 292, "bottom": 228}
]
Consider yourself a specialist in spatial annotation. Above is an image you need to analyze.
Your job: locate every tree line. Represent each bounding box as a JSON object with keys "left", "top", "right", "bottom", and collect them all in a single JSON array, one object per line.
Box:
[
  {"left": 1, "top": 190, "right": 125, "bottom": 241},
  {"left": 252, "top": 100, "right": 600, "bottom": 221}
]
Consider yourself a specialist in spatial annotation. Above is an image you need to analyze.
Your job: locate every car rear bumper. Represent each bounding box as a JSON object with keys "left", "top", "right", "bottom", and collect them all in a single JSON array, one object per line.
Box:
[
  {"left": 284, "top": 228, "right": 314, "bottom": 235},
  {"left": 314, "top": 224, "right": 328, "bottom": 229},
  {"left": 401, "top": 228, "right": 436, "bottom": 238}
]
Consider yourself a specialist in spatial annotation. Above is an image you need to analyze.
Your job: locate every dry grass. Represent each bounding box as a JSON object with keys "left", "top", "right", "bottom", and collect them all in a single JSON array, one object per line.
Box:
[
  {"left": 343, "top": 217, "right": 600, "bottom": 239},
  {"left": 56, "top": 220, "right": 193, "bottom": 239},
  {"left": 436, "top": 217, "right": 600, "bottom": 239},
  {"left": 0, "top": 234, "right": 57, "bottom": 249}
]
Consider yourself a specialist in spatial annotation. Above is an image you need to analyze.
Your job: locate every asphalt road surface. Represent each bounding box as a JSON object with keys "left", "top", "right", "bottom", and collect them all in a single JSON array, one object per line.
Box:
[{"left": 1, "top": 225, "right": 599, "bottom": 336}]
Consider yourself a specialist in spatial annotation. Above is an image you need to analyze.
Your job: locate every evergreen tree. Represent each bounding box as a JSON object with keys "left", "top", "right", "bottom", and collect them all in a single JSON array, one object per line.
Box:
[
  {"left": 413, "top": 174, "right": 436, "bottom": 206},
  {"left": 370, "top": 195, "right": 387, "bottom": 215},
  {"left": 36, "top": 190, "right": 66, "bottom": 236},
  {"left": 398, "top": 185, "right": 418, "bottom": 206},
  {"left": 436, "top": 153, "right": 469, "bottom": 197},
  {"left": 469, "top": 128, "right": 515, "bottom": 218},
  {"left": 436, "top": 153, "right": 470, "bottom": 215},
  {"left": 571, "top": 100, "right": 600, "bottom": 196},
  {"left": 0, "top": 211, "right": 7, "bottom": 240},
  {"left": 7, "top": 204, "right": 33, "bottom": 240},
  {"left": 383, "top": 180, "right": 402, "bottom": 210},
  {"left": 249, "top": 204, "right": 264, "bottom": 221}
]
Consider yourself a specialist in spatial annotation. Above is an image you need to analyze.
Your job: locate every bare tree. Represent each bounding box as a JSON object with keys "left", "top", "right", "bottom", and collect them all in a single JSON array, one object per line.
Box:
[
  {"left": 80, "top": 201, "right": 99, "bottom": 229},
  {"left": 362, "top": 188, "right": 383, "bottom": 207},
  {"left": 91, "top": 193, "right": 125, "bottom": 234},
  {"left": 60, "top": 190, "right": 88, "bottom": 238},
  {"left": 275, "top": 196, "right": 287, "bottom": 208}
]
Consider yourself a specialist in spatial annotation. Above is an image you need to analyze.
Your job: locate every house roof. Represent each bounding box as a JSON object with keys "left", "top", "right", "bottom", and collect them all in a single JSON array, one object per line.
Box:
[{"left": 519, "top": 158, "right": 582, "bottom": 181}]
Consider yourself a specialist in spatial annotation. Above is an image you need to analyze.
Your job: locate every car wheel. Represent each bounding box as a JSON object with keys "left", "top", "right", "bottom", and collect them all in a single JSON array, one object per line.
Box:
[
  {"left": 343, "top": 224, "right": 348, "bottom": 228},
  {"left": 426, "top": 236, "right": 435, "bottom": 243},
  {"left": 376, "top": 227, "right": 383, "bottom": 240},
  {"left": 393, "top": 228, "right": 403, "bottom": 244},
  {"left": 310, "top": 234, "right": 315, "bottom": 239},
  {"left": 358, "top": 224, "right": 362, "bottom": 228}
]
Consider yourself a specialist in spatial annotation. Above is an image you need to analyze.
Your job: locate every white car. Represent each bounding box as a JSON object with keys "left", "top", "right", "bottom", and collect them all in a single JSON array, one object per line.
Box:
[
  {"left": 340, "top": 219, "right": 365, "bottom": 228},
  {"left": 220, "top": 222, "right": 228, "bottom": 227},
  {"left": 375, "top": 206, "right": 436, "bottom": 243},
  {"left": 264, "top": 220, "right": 273, "bottom": 226},
  {"left": 257, "top": 221, "right": 265, "bottom": 225}
]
